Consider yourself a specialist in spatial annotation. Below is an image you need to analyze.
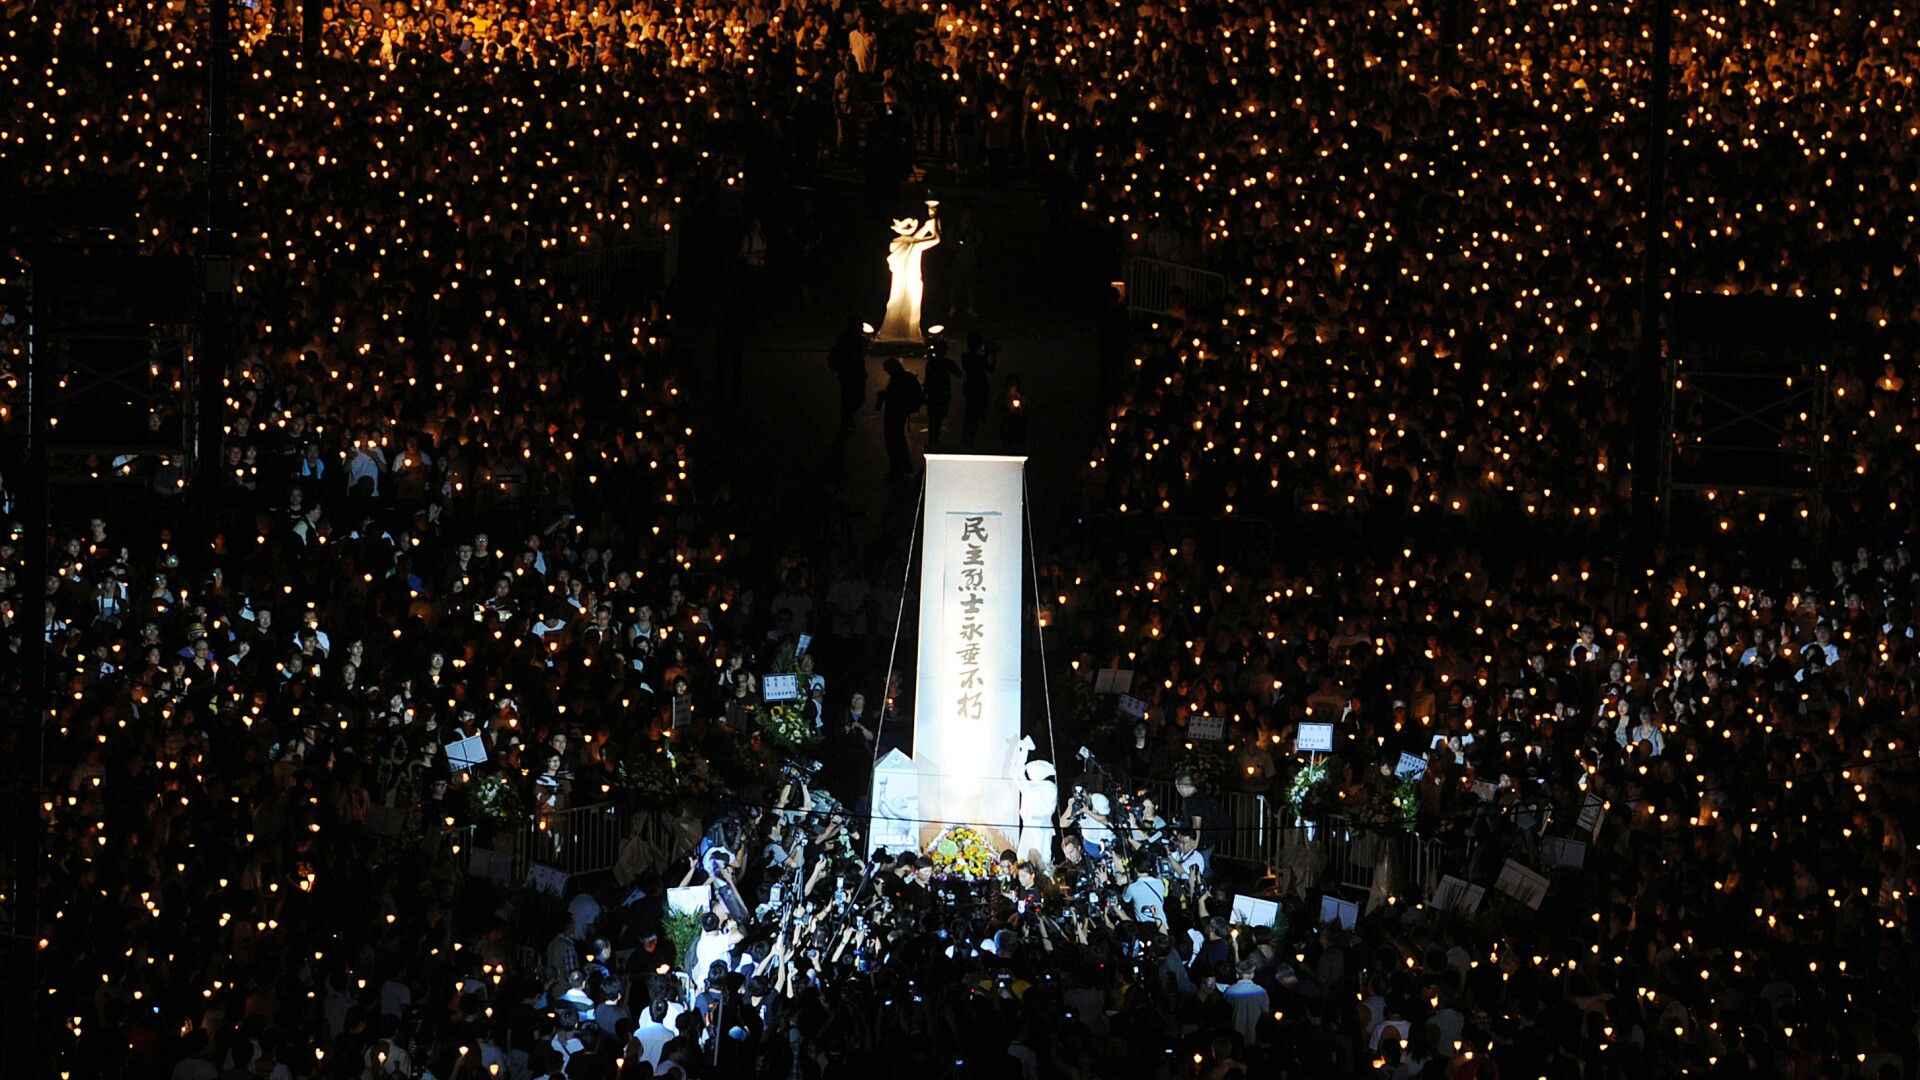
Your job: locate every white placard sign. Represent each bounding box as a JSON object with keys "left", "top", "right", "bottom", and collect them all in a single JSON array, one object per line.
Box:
[
  {"left": 1541, "top": 836, "right": 1588, "bottom": 870},
  {"left": 525, "top": 863, "right": 570, "bottom": 898},
  {"left": 913, "top": 455, "right": 1027, "bottom": 852},
  {"left": 1431, "top": 875, "right": 1485, "bottom": 915},
  {"left": 1393, "top": 752, "right": 1427, "bottom": 778},
  {"left": 1230, "top": 894, "right": 1281, "bottom": 929},
  {"left": 1187, "top": 716, "right": 1226, "bottom": 742},
  {"left": 1295, "top": 722, "right": 1334, "bottom": 753},
  {"left": 1494, "top": 859, "right": 1550, "bottom": 909},
  {"left": 667, "top": 885, "right": 711, "bottom": 917},
  {"left": 445, "top": 734, "right": 489, "bottom": 769},
  {"left": 1319, "top": 893, "right": 1360, "bottom": 930},
  {"left": 762, "top": 673, "right": 801, "bottom": 703},
  {"left": 1093, "top": 668, "right": 1134, "bottom": 695},
  {"left": 1115, "top": 694, "right": 1149, "bottom": 721},
  {"left": 1577, "top": 795, "right": 1605, "bottom": 839}
]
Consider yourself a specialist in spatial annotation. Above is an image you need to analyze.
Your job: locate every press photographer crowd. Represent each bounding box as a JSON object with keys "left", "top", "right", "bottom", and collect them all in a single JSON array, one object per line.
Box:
[{"left": 9, "top": 0, "right": 1920, "bottom": 1077}]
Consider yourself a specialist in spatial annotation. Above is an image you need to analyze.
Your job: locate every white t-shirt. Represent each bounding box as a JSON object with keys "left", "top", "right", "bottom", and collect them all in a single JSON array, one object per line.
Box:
[
  {"left": 1079, "top": 818, "right": 1118, "bottom": 854},
  {"left": 690, "top": 929, "right": 739, "bottom": 985},
  {"left": 634, "top": 1021, "right": 675, "bottom": 1066},
  {"left": 1172, "top": 846, "right": 1208, "bottom": 881}
]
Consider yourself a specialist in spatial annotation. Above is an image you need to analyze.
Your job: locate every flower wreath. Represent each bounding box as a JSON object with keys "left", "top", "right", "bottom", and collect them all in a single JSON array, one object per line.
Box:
[{"left": 927, "top": 823, "right": 998, "bottom": 879}]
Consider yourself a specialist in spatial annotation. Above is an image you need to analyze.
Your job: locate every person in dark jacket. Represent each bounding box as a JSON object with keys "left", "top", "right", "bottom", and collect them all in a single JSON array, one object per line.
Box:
[
  {"left": 961, "top": 332, "right": 997, "bottom": 445},
  {"left": 828, "top": 315, "right": 871, "bottom": 436},
  {"left": 875, "top": 358, "right": 925, "bottom": 479},
  {"left": 922, "top": 334, "right": 961, "bottom": 449}
]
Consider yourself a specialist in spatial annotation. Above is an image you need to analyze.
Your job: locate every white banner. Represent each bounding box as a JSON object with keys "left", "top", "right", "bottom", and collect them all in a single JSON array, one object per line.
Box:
[{"left": 913, "top": 454, "right": 1027, "bottom": 851}]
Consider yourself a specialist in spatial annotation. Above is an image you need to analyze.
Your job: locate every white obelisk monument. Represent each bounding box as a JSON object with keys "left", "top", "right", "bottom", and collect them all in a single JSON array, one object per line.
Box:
[{"left": 903, "top": 454, "right": 1029, "bottom": 854}]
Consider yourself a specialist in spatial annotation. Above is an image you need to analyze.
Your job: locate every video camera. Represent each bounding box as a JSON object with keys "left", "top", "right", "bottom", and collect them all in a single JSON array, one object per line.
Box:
[{"left": 780, "top": 758, "right": 823, "bottom": 785}]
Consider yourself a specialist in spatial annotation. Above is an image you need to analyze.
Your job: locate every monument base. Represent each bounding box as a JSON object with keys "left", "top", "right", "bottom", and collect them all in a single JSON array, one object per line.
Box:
[{"left": 867, "top": 337, "right": 925, "bottom": 356}]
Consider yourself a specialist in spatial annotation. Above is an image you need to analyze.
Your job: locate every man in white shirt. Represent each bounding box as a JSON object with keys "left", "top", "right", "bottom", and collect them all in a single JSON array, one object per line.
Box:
[
  {"left": 847, "top": 16, "right": 875, "bottom": 73},
  {"left": 1800, "top": 623, "right": 1840, "bottom": 667},
  {"left": 1171, "top": 828, "right": 1209, "bottom": 884},
  {"left": 688, "top": 913, "right": 741, "bottom": 984},
  {"left": 631, "top": 999, "right": 678, "bottom": 1068}
]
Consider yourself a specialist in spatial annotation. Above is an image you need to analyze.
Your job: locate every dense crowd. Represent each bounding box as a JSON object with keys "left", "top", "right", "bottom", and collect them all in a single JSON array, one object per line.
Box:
[{"left": 6, "top": 0, "right": 1920, "bottom": 1078}]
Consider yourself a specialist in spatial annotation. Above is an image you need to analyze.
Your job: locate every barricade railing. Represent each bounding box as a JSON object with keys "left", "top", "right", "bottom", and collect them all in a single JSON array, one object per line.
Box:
[
  {"left": 1128, "top": 785, "right": 1447, "bottom": 897},
  {"left": 1141, "top": 781, "right": 1283, "bottom": 869},
  {"left": 1124, "top": 256, "right": 1226, "bottom": 318},
  {"left": 506, "top": 794, "right": 1446, "bottom": 901},
  {"left": 551, "top": 237, "right": 678, "bottom": 299},
  {"left": 1313, "top": 815, "right": 1446, "bottom": 897},
  {"left": 515, "top": 801, "right": 627, "bottom": 880}
]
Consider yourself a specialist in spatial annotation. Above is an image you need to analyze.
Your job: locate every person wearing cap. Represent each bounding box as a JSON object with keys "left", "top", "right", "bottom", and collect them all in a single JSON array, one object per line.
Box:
[{"left": 1056, "top": 789, "right": 1117, "bottom": 859}]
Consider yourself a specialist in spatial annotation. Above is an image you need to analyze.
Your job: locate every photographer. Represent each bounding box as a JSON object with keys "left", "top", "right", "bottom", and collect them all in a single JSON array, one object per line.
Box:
[
  {"left": 1118, "top": 792, "right": 1168, "bottom": 854},
  {"left": 1053, "top": 833, "right": 1092, "bottom": 892},
  {"left": 1173, "top": 772, "right": 1228, "bottom": 859},
  {"left": 1056, "top": 789, "right": 1119, "bottom": 861},
  {"left": 1121, "top": 856, "right": 1170, "bottom": 929},
  {"left": 1170, "top": 828, "right": 1209, "bottom": 886},
  {"left": 758, "top": 816, "right": 806, "bottom": 908}
]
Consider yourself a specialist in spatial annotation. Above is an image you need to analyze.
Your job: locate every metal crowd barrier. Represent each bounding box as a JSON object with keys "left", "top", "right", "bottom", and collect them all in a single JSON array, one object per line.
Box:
[
  {"left": 551, "top": 237, "right": 678, "bottom": 299},
  {"left": 506, "top": 793, "right": 1447, "bottom": 901},
  {"left": 1132, "top": 784, "right": 1446, "bottom": 898},
  {"left": 1314, "top": 814, "right": 1446, "bottom": 897},
  {"left": 1140, "top": 781, "right": 1280, "bottom": 867},
  {"left": 514, "top": 801, "right": 627, "bottom": 879},
  {"left": 1123, "top": 255, "right": 1227, "bottom": 318}
]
